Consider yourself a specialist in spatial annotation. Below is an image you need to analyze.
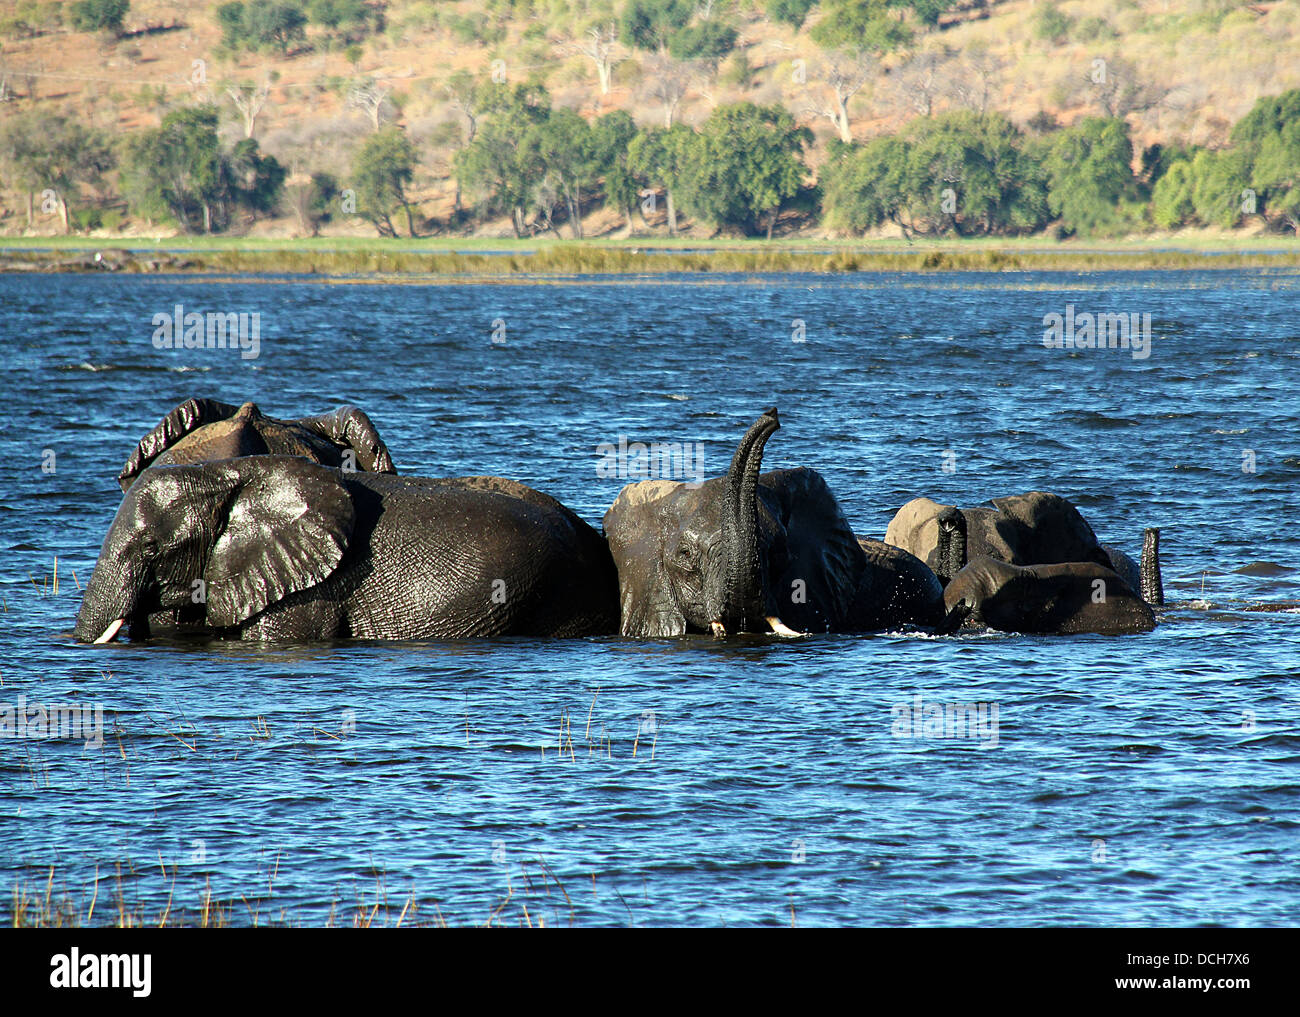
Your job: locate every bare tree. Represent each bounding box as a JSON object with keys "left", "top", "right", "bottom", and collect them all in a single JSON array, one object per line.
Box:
[
  {"left": 804, "top": 49, "right": 876, "bottom": 143},
  {"left": 347, "top": 78, "right": 394, "bottom": 132},
  {"left": 947, "top": 44, "right": 1006, "bottom": 115},
  {"left": 225, "top": 77, "right": 272, "bottom": 139},
  {"left": 644, "top": 56, "right": 692, "bottom": 127},
  {"left": 893, "top": 46, "right": 952, "bottom": 118},
  {"left": 576, "top": 23, "right": 619, "bottom": 96},
  {"left": 1087, "top": 55, "right": 1167, "bottom": 119}
]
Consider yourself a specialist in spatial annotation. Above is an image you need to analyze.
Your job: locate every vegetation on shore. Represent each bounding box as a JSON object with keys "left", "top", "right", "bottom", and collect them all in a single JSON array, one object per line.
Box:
[
  {"left": 1, "top": 0, "right": 1298, "bottom": 244},
  {"left": 2, "top": 235, "right": 1298, "bottom": 275}
]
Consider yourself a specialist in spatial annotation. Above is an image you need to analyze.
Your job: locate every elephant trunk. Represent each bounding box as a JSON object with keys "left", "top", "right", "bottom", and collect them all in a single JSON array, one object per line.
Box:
[
  {"left": 720, "top": 408, "right": 780, "bottom": 633},
  {"left": 935, "top": 507, "right": 966, "bottom": 585},
  {"left": 73, "top": 559, "right": 135, "bottom": 643},
  {"left": 1140, "top": 527, "right": 1164, "bottom": 606}
]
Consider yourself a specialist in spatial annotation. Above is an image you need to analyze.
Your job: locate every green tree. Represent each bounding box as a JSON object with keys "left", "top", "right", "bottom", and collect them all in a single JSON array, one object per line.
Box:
[
  {"left": 69, "top": 0, "right": 128, "bottom": 33},
  {"left": 820, "top": 135, "right": 913, "bottom": 233},
  {"left": 0, "top": 112, "right": 115, "bottom": 232},
  {"left": 811, "top": 0, "right": 913, "bottom": 55},
  {"left": 903, "top": 112, "right": 1048, "bottom": 235},
  {"left": 288, "top": 171, "right": 338, "bottom": 235},
  {"left": 226, "top": 137, "right": 286, "bottom": 215},
  {"left": 1040, "top": 117, "right": 1141, "bottom": 236},
  {"left": 766, "top": 0, "right": 816, "bottom": 28},
  {"left": 619, "top": 0, "right": 691, "bottom": 52},
  {"left": 521, "top": 109, "right": 597, "bottom": 237},
  {"left": 1033, "top": 1, "right": 1072, "bottom": 43},
  {"left": 1231, "top": 90, "right": 1300, "bottom": 231},
  {"left": 1187, "top": 148, "right": 1252, "bottom": 229},
  {"left": 1151, "top": 158, "right": 1195, "bottom": 229},
  {"left": 121, "top": 107, "right": 225, "bottom": 232},
  {"left": 453, "top": 83, "right": 553, "bottom": 236},
  {"left": 592, "top": 110, "right": 640, "bottom": 226},
  {"left": 217, "top": 0, "right": 307, "bottom": 54},
  {"left": 676, "top": 102, "right": 812, "bottom": 237},
  {"left": 352, "top": 126, "right": 419, "bottom": 237},
  {"left": 119, "top": 105, "right": 284, "bottom": 232},
  {"left": 822, "top": 114, "right": 1048, "bottom": 237},
  {"left": 668, "top": 21, "right": 738, "bottom": 68},
  {"left": 626, "top": 123, "right": 694, "bottom": 234},
  {"left": 308, "top": 0, "right": 366, "bottom": 29}
]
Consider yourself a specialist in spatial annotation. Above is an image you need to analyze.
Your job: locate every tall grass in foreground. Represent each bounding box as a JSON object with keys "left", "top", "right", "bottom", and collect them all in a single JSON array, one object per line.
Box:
[{"left": 6, "top": 856, "right": 679, "bottom": 928}]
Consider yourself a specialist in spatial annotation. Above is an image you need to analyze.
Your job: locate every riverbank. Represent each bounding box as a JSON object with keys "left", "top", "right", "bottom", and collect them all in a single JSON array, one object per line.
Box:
[{"left": 2, "top": 236, "right": 1299, "bottom": 276}]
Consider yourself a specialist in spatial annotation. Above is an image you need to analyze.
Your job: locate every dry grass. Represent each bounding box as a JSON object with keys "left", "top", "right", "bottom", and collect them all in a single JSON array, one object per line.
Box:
[
  {"left": 5, "top": 242, "right": 1300, "bottom": 276},
  {"left": 7, "top": 856, "right": 646, "bottom": 928}
]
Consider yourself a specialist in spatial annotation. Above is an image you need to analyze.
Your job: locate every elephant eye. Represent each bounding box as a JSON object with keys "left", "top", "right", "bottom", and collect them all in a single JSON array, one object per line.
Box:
[{"left": 675, "top": 540, "right": 696, "bottom": 564}]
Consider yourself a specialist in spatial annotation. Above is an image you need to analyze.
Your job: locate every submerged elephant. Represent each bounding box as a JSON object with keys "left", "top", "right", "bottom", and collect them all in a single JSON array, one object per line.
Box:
[
  {"left": 887, "top": 493, "right": 1165, "bottom": 634},
  {"left": 886, "top": 492, "right": 1164, "bottom": 604},
  {"left": 942, "top": 554, "right": 1157, "bottom": 635},
  {"left": 117, "top": 398, "right": 397, "bottom": 491},
  {"left": 74, "top": 455, "right": 619, "bottom": 643},
  {"left": 602, "top": 408, "right": 944, "bottom": 637}
]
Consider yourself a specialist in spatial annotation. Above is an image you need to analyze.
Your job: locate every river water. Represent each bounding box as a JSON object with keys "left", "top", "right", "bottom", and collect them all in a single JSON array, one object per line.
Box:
[{"left": 2, "top": 269, "right": 1298, "bottom": 926}]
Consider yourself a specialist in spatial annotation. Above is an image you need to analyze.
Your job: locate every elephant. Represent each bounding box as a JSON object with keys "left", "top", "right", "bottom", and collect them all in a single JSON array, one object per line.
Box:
[
  {"left": 117, "top": 398, "right": 397, "bottom": 492},
  {"left": 885, "top": 492, "right": 1164, "bottom": 605},
  {"left": 74, "top": 455, "right": 620, "bottom": 643},
  {"left": 941, "top": 556, "right": 1156, "bottom": 635},
  {"left": 601, "top": 408, "right": 944, "bottom": 638}
]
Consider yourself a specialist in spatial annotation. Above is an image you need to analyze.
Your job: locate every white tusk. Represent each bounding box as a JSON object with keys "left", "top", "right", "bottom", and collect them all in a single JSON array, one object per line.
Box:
[
  {"left": 766, "top": 616, "right": 807, "bottom": 638},
  {"left": 94, "top": 619, "right": 125, "bottom": 644},
  {"left": 709, "top": 620, "right": 727, "bottom": 638}
]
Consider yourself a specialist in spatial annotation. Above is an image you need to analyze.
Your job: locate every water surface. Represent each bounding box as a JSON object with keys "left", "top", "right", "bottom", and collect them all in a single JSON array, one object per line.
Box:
[{"left": 3, "top": 269, "right": 1298, "bottom": 926}]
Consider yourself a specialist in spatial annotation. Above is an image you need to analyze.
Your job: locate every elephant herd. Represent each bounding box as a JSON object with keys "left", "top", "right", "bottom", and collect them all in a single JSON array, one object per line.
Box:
[{"left": 72, "top": 399, "right": 1165, "bottom": 645}]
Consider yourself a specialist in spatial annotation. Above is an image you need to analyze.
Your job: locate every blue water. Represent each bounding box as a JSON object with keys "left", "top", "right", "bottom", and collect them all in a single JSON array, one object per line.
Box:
[{"left": 2, "top": 269, "right": 1298, "bottom": 927}]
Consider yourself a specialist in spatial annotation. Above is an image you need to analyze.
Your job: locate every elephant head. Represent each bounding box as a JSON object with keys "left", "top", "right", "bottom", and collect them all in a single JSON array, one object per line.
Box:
[
  {"left": 888, "top": 492, "right": 1130, "bottom": 585},
  {"left": 75, "top": 456, "right": 354, "bottom": 643},
  {"left": 118, "top": 398, "right": 396, "bottom": 491},
  {"left": 602, "top": 409, "right": 867, "bottom": 637}
]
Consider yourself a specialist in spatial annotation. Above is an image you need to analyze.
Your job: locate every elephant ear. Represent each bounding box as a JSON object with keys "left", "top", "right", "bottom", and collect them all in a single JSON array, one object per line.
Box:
[
  {"left": 990, "top": 491, "right": 1106, "bottom": 565},
  {"left": 603, "top": 480, "right": 689, "bottom": 637},
  {"left": 757, "top": 468, "right": 864, "bottom": 632},
  {"left": 293, "top": 405, "right": 397, "bottom": 474},
  {"left": 120, "top": 398, "right": 243, "bottom": 491},
  {"left": 884, "top": 496, "right": 952, "bottom": 572},
  {"left": 203, "top": 456, "right": 356, "bottom": 628}
]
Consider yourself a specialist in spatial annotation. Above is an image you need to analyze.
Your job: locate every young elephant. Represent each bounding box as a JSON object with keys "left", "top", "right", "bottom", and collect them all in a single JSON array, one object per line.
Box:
[
  {"left": 75, "top": 456, "right": 619, "bottom": 643},
  {"left": 117, "top": 398, "right": 397, "bottom": 491},
  {"left": 942, "top": 556, "right": 1156, "bottom": 635},
  {"left": 602, "top": 409, "right": 944, "bottom": 638}
]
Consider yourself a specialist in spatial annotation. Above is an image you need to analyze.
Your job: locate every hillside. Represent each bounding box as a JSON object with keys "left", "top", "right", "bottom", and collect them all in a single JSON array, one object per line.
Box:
[{"left": 1, "top": 0, "right": 1298, "bottom": 238}]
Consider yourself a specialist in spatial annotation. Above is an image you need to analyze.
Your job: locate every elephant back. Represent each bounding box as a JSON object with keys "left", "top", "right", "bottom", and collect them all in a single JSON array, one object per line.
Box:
[{"left": 851, "top": 538, "right": 944, "bottom": 630}]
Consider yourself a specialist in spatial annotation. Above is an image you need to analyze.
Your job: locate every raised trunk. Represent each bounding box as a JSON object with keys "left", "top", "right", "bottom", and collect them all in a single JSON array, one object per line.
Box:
[
  {"left": 1140, "top": 527, "right": 1164, "bottom": 605},
  {"left": 720, "top": 408, "right": 780, "bottom": 632},
  {"left": 935, "top": 508, "right": 967, "bottom": 586}
]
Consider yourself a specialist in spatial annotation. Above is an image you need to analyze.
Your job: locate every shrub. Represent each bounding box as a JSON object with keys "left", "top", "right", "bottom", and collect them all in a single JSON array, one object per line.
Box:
[{"left": 69, "top": 0, "right": 128, "bottom": 33}]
